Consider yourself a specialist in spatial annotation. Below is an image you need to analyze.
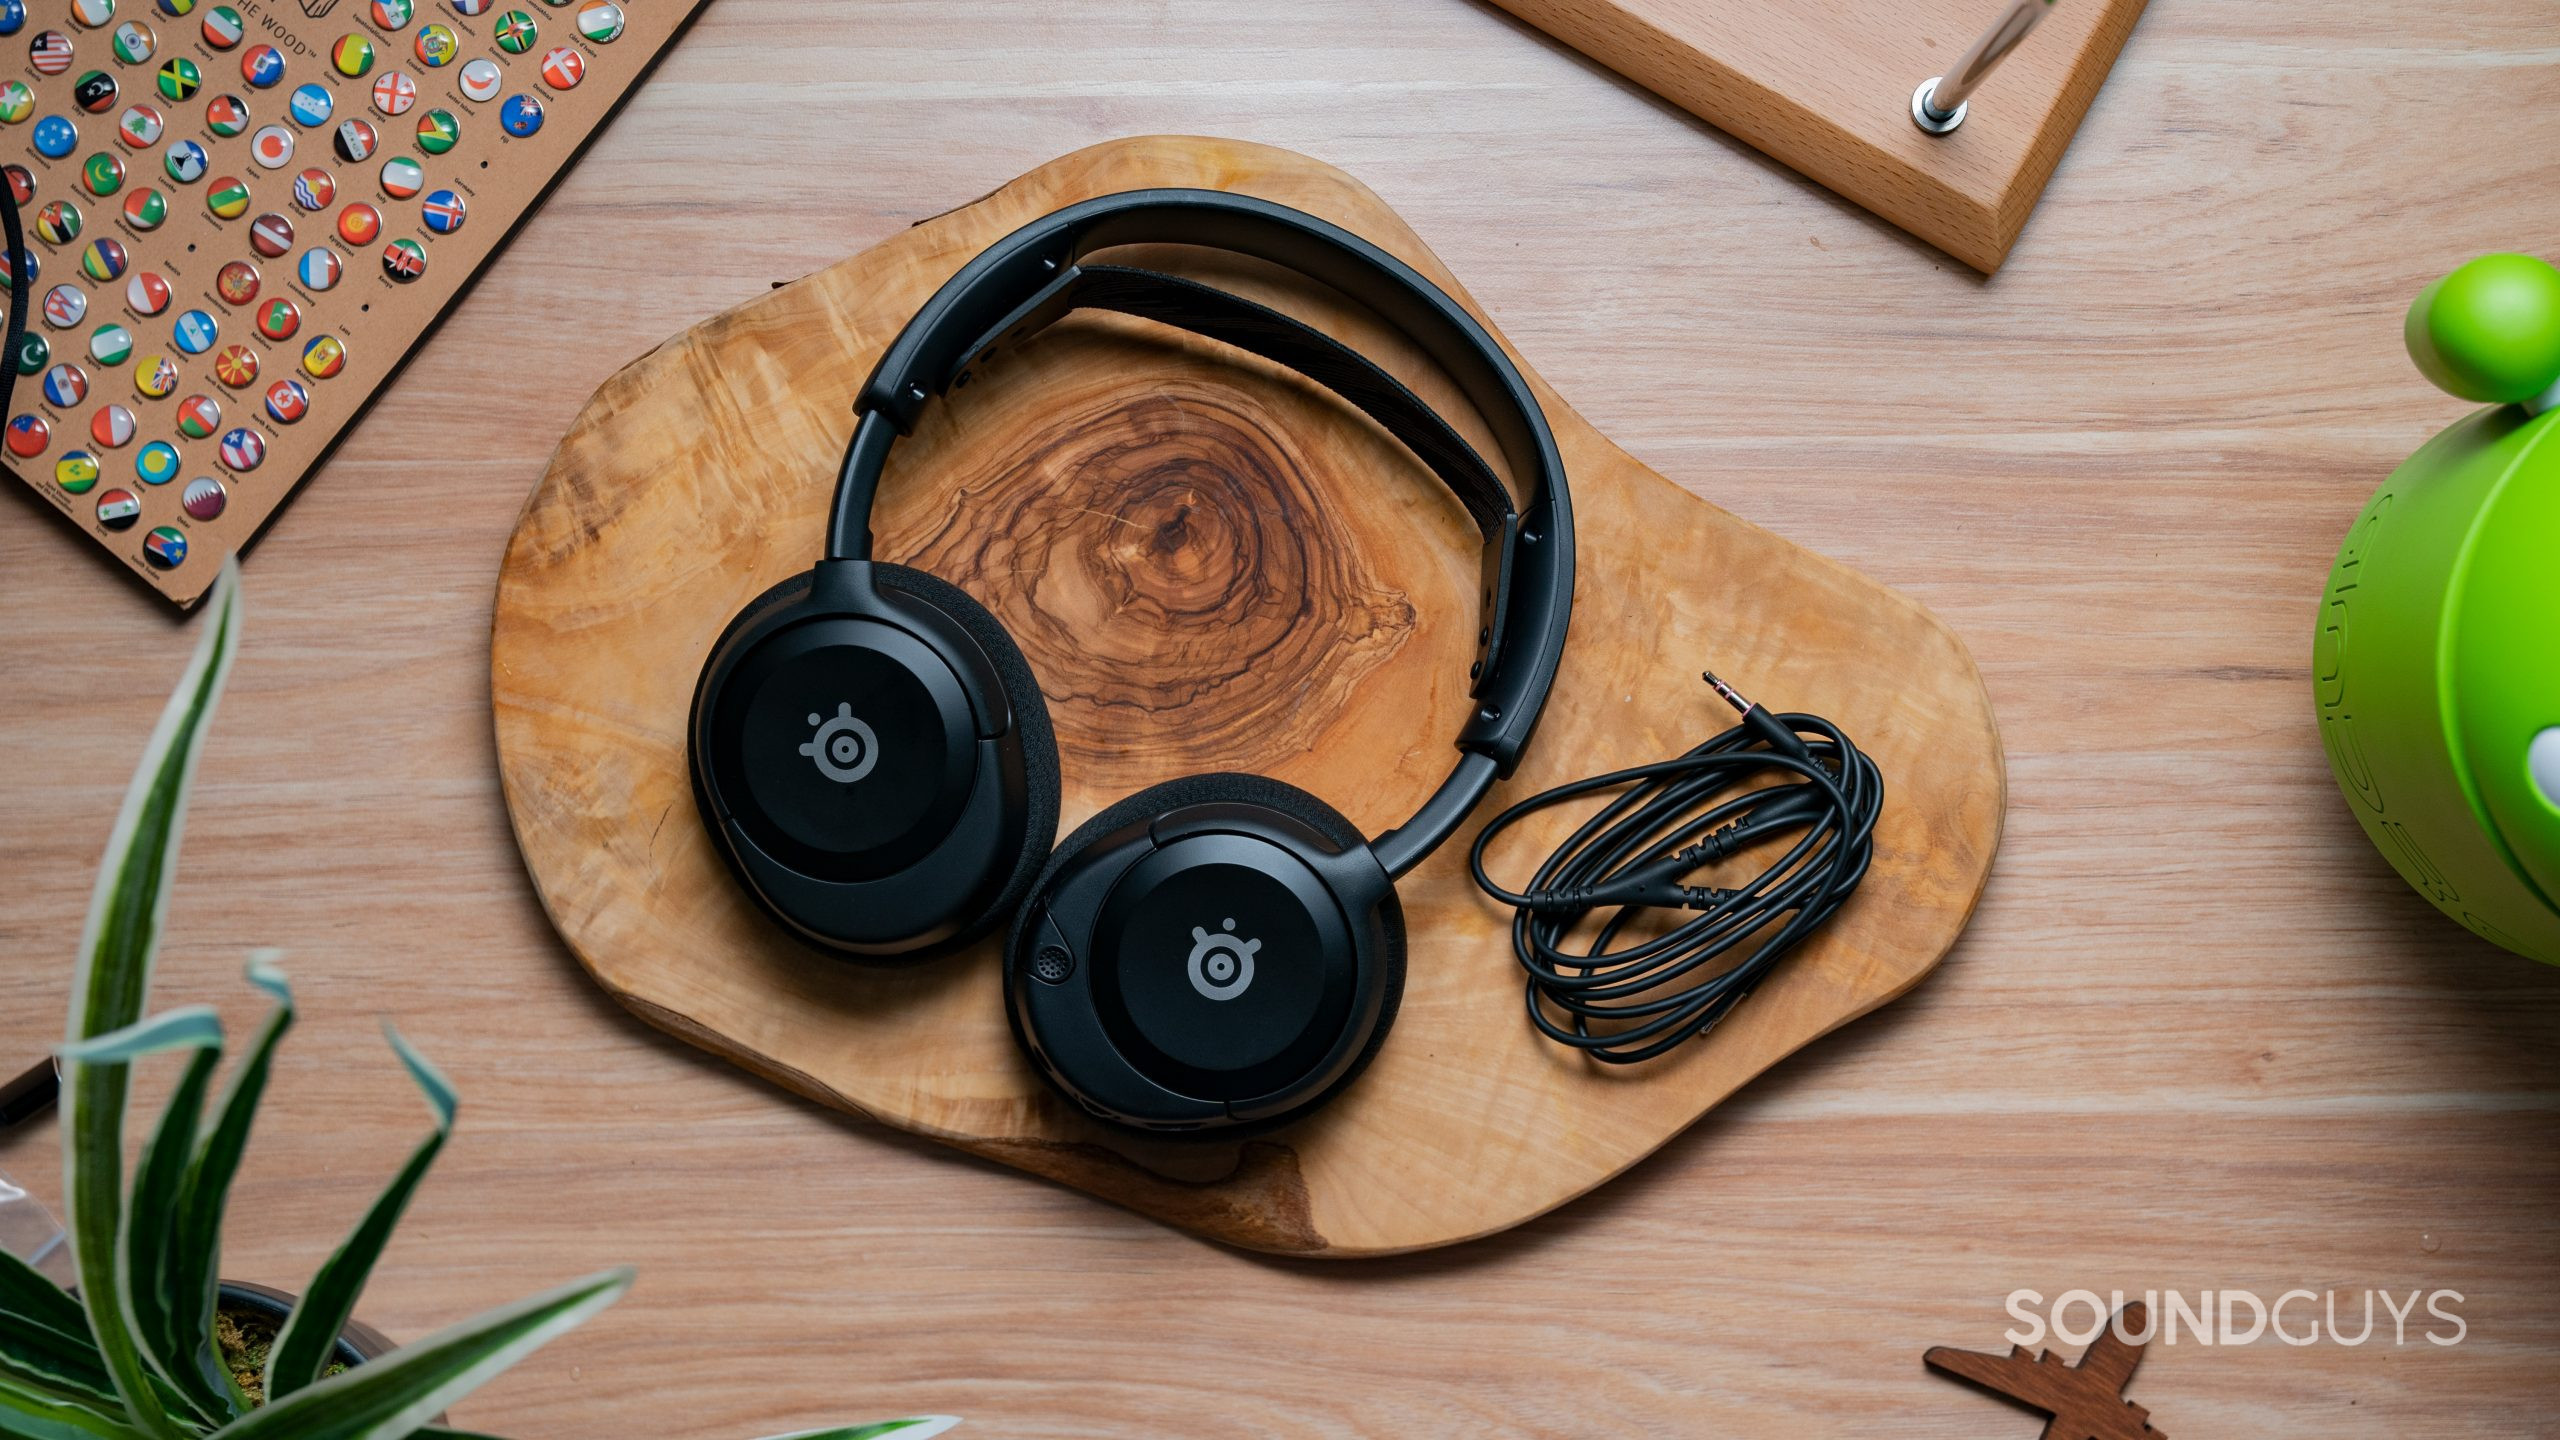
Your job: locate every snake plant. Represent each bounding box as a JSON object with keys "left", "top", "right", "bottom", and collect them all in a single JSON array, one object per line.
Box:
[{"left": 4, "top": 561, "right": 955, "bottom": 1440}]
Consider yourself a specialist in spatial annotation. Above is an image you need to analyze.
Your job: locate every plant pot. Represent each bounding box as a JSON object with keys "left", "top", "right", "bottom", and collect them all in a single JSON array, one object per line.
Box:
[
  {"left": 213, "top": 1283, "right": 449, "bottom": 1424},
  {"left": 216, "top": 1281, "right": 389, "bottom": 1368}
]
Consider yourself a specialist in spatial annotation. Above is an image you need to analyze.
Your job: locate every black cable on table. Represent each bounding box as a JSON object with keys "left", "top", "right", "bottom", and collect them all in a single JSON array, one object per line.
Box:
[
  {"left": 0, "top": 165, "right": 25, "bottom": 427},
  {"left": 1469, "top": 673, "right": 1884, "bottom": 1063}
]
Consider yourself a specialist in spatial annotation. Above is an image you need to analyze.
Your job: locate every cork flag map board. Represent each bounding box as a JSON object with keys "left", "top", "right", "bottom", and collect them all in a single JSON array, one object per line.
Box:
[
  {"left": 491, "top": 136, "right": 2006, "bottom": 1257},
  {"left": 3, "top": 0, "right": 711, "bottom": 607}
]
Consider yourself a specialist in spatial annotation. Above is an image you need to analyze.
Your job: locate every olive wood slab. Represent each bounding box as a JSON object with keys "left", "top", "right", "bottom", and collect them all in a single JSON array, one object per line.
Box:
[{"left": 490, "top": 135, "right": 2003, "bottom": 1257}]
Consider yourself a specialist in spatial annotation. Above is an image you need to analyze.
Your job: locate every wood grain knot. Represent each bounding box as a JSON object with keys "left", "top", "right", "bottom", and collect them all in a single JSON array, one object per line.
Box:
[{"left": 902, "top": 384, "right": 1416, "bottom": 787}]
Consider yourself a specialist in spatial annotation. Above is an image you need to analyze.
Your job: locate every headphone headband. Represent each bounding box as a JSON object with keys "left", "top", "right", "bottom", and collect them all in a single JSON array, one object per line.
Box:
[{"left": 827, "top": 189, "right": 1574, "bottom": 877}]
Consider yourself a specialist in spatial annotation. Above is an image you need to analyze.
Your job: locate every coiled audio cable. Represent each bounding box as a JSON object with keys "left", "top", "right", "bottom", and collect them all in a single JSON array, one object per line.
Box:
[{"left": 1468, "top": 673, "right": 1884, "bottom": 1063}]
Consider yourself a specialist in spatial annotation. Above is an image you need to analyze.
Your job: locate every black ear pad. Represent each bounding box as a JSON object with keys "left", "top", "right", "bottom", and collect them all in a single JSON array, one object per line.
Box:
[
  {"left": 1005, "top": 772, "right": 1406, "bottom": 1137},
  {"left": 871, "top": 563, "right": 1061, "bottom": 950}
]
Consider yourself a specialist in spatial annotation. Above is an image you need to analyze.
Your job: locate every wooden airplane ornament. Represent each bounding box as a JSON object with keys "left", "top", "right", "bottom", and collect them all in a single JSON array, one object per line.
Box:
[{"left": 1925, "top": 1301, "right": 2163, "bottom": 1439}]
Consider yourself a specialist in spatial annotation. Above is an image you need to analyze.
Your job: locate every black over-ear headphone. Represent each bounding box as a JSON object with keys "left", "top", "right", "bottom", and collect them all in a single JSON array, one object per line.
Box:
[{"left": 689, "top": 190, "right": 1573, "bottom": 1134}]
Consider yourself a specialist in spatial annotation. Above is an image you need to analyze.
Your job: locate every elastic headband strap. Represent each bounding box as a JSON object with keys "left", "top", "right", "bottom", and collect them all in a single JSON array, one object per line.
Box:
[{"left": 830, "top": 189, "right": 1574, "bottom": 877}]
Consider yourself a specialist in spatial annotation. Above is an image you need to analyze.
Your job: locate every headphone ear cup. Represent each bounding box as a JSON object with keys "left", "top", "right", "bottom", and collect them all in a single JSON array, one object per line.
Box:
[
  {"left": 871, "top": 563, "right": 1061, "bottom": 949},
  {"left": 1006, "top": 772, "right": 1406, "bottom": 1134}
]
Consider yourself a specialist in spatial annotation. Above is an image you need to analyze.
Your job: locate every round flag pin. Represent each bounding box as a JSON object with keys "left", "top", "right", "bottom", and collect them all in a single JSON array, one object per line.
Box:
[
  {"left": 217, "top": 424, "right": 261, "bottom": 470},
  {"left": 0, "top": 82, "right": 30, "bottom": 124},
  {"left": 121, "top": 186, "right": 167, "bottom": 229},
  {"left": 42, "top": 284, "right": 86, "bottom": 329},
  {"left": 4, "top": 411, "right": 49, "bottom": 456},
  {"left": 117, "top": 102, "right": 161, "bottom": 147},
  {"left": 204, "top": 93, "right": 247, "bottom": 136},
  {"left": 79, "top": 238, "right": 127, "bottom": 281},
  {"left": 456, "top": 57, "right": 499, "bottom": 102},
  {"left": 132, "top": 352, "right": 177, "bottom": 396},
  {"left": 90, "top": 402, "right": 135, "bottom": 447},
  {"left": 0, "top": 0, "right": 21, "bottom": 37},
  {"left": 380, "top": 236, "right": 423, "bottom": 282},
  {"left": 142, "top": 524, "right": 189, "bottom": 569},
  {"left": 333, "top": 117, "right": 377, "bottom": 160},
  {"left": 335, "top": 200, "right": 379, "bottom": 245},
  {"left": 81, "top": 150, "right": 125, "bottom": 196},
  {"left": 111, "top": 19, "right": 153, "bottom": 62},
  {"left": 0, "top": 245, "right": 36, "bottom": 291},
  {"left": 239, "top": 43, "right": 283, "bottom": 87},
  {"left": 378, "top": 154, "right": 421, "bottom": 198},
  {"left": 450, "top": 0, "right": 491, "bottom": 15},
  {"left": 30, "top": 31, "right": 73, "bottom": 76},
  {"left": 254, "top": 294, "right": 296, "bottom": 339},
  {"left": 73, "top": 70, "right": 119, "bottom": 115},
  {"left": 413, "top": 22, "right": 453, "bottom": 65},
  {"left": 492, "top": 9, "right": 534, "bottom": 52},
  {"left": 370, "top": 0, "right": 412, "bottom": 27},
  {"left": 296, "top": 245, "right": 340, "bottom": 290},
  {"left": 125, "top": 268, "right": 169, "bottom": 313},
  {"left": 415, "top": 107, "right": 457, "bottom": 154},
  {"left": 211, "top": 341, "right": 256, "bottom": 386},
  {"left": 2, "top": 166, "right": 31, "bottom": 204},
  {"left": 12, "top": 331, "right": 43, "bottom": 372},
  {"left": 331, "top": 31, "right": 372, "bottom": 77},
  {"left": 34, "top": 199, "right": 81, "bottom": 245},
  {"left": 54, "top": 448, "right": 99, "bottom": 492},
  {"left": 163, "top": 138, "right": 206, "bottom": 181},
  {"left": 370, "top": 70, "right": 414, "bottom": 115},
  {"left": 288, "top": 81, "right": 331, "bottom": 126},
  {"left": 155, "top": 57, "right": 200, "bottom": 101},
  {"left": 136, "top": 438, "right": 180, "bottom": 483},
  {"left": 182, "top": 473, "right": 224, "bottom": 519},
  {"left": 205, "top": 174, "right": 249, "bottom": 218},
  {"left": 96, "top": 486, "right": 140, "bottom": 529},
  {"left": 537, "top": 46, "right": 582, "bottom": 90},
  {"left": 42, "top": 361, "right": 88, "bottom": 405},
  {"left": 249, "top": 123, "right": 293, "bottom": 168},
  {"left": 33, "top": 115, "right": 80, "bottom": 159},
  {"left": 71, "top": 0, "right": 114, "bottom": 30},
  {"left": 291, "top": 166, "right": 333, "bottom": 210},
  {"left": 171, "top": 307, "right": 216, "bottom": 354},
  {"left": 143, "top": 525, "right": 187, "bottom": 570},
  {"left": 87, "top": 322, "right": 132, "bottom": 365},
  {"left": 199, "top": 4, "right": 239, "bottom": 48},
  {"left": 262, "top": 376, "right": 305, "bottom": 423},
  {"left": 174, "top": 391, "right": 218, "bottom": 436},
  {"left": 498, "top": 92, "right": 541, "bottom": 137},
  {"left": 420, "top": 187, "right": 463, "bottom": 233},
  {"left": 300, "top": 332, "right": 343, "bottom": 379},
  {"left": 155, "top": 0, "right": 199, "bottom": 15},
  {"left": 575, "top": 1, "right": 621, "bottom": 43}
]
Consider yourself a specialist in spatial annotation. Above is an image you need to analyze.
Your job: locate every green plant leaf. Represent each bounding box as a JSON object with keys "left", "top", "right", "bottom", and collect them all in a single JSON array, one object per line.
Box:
[
  {"left": 60, "top": 559, "right": 242, "bottom": 1440},
  {"left": 0, "top": 1248, "right": 117, "bottom": 1405},
  {"left": 0, "top": 1242, "right": 93, "bottom": 1348},
  {"left": 757, "top": 1414, "right": 967, "bottom": 1424},
  {"left": 213, "top": 1268, "right": 633, "bottom": 1440},
  {"left": 264, "top": 1026, "right": 456, "bottom": 1403},
  {"left": 165, "top": 955, "right": 295, "bottom": 1420},
  {"left": 121, "top": 1041, "right": 224, "bottom": 1426},
  {"left": 0, "top": 1373, "right": 155, "bottom": 1440},
  {"left": 56, "top": 1009, "right": 223, "bottom": 1066}
]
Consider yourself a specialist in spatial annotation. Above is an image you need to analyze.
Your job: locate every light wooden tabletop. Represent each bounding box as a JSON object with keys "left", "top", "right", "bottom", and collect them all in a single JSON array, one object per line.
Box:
[{"left": 3, "top": 3, "right": 2554, "bottom": 1436}]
